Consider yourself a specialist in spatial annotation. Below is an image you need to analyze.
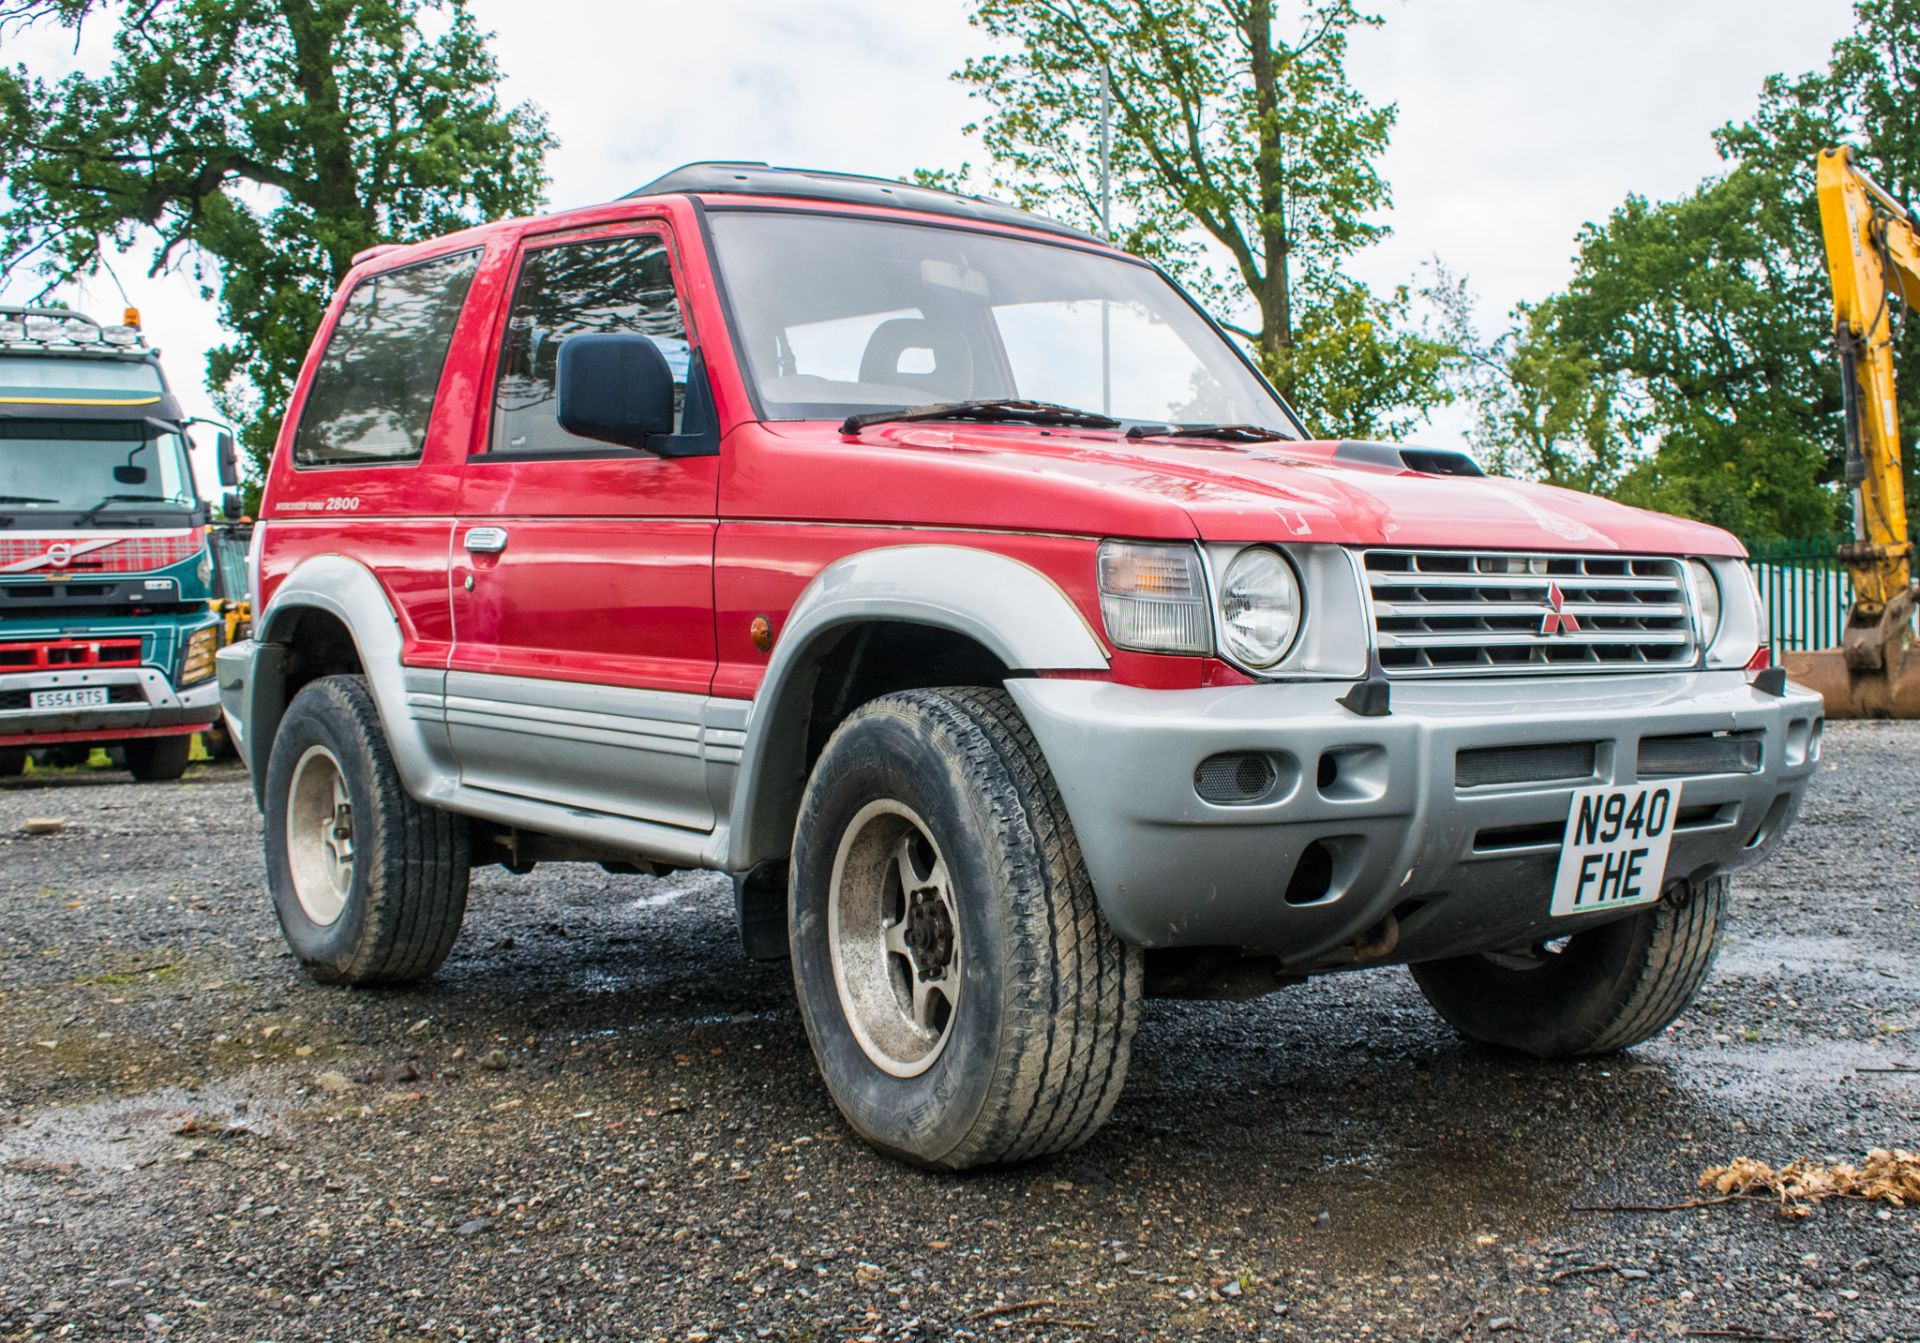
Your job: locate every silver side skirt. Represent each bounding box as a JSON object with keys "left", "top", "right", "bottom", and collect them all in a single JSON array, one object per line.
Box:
[
  {"left": 431, "top": 778, "right": 731, "bottom": 871},
  {"left": 407, "top": 669, "right": 750, "bottom": 870}
]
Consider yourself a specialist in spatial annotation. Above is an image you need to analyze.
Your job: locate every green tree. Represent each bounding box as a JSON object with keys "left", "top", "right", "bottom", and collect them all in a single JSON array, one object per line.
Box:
[
  {"left": 0, "top": 0, "right": 551, "bottom": 473},
  {"left": 942, "top": 0, "right": 1456, "bottom": 439},
  {"left": 1471, "top": 0, "right": 1920, "bottom": 538},
  {"left": 1540, "top": 169, "right": 1835, "bottom": 536},
  {"left": 1444, "top": 293, "right": 1632, "bottom": 495}
]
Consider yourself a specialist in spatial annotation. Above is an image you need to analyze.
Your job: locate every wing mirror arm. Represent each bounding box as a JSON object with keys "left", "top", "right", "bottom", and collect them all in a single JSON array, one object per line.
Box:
[{"left": 184, "top": 415, "right": 241, "bottom": 487}]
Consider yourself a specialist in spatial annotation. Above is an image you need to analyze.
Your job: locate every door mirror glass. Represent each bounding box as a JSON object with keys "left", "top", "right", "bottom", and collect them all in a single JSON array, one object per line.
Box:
[
  {"left": 221, "top": 490, "right": 244, "bottom": 520},
  {"left": 216, "top": 430, "right": 238, "bottom": 487},
  {"left": 556, "top": 332, "right": 677, "bottom": 451}
]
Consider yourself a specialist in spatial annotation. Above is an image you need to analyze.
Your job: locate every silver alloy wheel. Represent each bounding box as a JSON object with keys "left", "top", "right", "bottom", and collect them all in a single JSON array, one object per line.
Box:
[
  {"left": 827, "top": 799, "right": 963, "bottom": 1078},
  {"left": 285, "top": 744, "right": 355, "bottom": 927}
]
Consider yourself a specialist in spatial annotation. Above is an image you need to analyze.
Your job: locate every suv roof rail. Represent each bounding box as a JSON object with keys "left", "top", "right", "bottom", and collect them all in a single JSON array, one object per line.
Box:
[{"left": 623, "top": 161, "right": 1102, "bottom": 243}]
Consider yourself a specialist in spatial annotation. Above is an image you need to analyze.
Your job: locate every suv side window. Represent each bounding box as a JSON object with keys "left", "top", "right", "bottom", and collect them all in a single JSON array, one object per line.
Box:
[
  {"left": 489, "top": 233, "right": 689, "bottom": 455},
  {"left": 293, "top": 249, "right": 481, "bottom": 467}
]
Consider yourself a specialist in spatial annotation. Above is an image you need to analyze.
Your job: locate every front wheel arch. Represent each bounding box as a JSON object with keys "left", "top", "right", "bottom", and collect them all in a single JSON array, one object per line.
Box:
[{"left": 725, "top": 544, "right": 1111, "bottom": 875}]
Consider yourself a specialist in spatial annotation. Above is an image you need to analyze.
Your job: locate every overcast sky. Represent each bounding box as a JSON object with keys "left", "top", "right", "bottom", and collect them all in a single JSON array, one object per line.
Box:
[{"left": 2, "top": 0, "right": 1861, "bottom": 476}]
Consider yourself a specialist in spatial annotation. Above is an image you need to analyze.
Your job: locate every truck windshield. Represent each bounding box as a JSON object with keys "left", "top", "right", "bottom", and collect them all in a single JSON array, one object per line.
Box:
[
  {"left": 0, "top": 419, "right": 198, "bottom": 519},
  {"left": 705, "top": 210, "right": 1300, "bottom": 435}
]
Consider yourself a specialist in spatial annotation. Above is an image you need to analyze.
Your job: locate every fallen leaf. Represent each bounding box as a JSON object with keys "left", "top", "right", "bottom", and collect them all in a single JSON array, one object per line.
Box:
[{"left": 1700, "top": 1149, "right": 1920, "bottom": 1210}]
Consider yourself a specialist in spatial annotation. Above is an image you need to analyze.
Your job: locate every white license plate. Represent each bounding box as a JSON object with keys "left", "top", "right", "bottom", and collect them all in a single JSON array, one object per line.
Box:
[
  {"left": 1550, "top": 783, "right": 1681, "bottom": 918},
  {"left": 30, "top": 687, "right": 110, "bottom": 711}
]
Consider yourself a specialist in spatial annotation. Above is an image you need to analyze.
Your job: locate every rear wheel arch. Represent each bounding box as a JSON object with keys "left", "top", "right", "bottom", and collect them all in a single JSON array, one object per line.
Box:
[{"left": 245, "top": 557, "right": 435, "bottom": 808}]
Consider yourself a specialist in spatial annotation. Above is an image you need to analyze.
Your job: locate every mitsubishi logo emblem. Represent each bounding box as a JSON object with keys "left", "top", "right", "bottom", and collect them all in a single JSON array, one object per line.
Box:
[{"left": 1541, "top": 582, "right": 1582, "bottom": 635}]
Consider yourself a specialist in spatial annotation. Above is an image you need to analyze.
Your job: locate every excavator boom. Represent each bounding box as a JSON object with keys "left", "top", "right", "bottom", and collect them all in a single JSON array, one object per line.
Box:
[{"left": 1784, "top": 147, "right": 1920, "bottom": 716}]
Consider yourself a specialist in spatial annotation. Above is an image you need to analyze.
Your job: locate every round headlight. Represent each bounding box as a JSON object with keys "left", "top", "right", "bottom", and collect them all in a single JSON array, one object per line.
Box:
[
  {"left": 1219, "top": 547, "right": 1302, "bottom": 669},
  {"left": 1688, "top": 558, "right": 1722, "bottom": 649}
]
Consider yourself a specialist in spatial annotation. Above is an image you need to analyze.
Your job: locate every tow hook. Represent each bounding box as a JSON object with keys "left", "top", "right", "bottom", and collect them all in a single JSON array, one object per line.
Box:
[{"left": 1660, "top": 877, "right": 1697, "bottom": 908}]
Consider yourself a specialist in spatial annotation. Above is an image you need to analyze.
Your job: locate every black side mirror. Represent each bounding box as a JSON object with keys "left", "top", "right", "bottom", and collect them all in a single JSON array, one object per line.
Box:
[
  {"left": 221, "top": 491, "right": 243, "bottom": 521},
  {"left": 113, "top": 464, "right": 149, "bottom": 485},
  {"left": 556, "top": 333, "right": 676, "bottom": 450},
  {"left": 216, "top": 430, "right": 238, "bottom": 487}
]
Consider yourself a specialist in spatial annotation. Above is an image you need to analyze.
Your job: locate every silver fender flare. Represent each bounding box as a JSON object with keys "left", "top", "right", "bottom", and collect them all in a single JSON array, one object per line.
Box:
[
  {"left": 725, "top": 544, "right": 1110, "bottom": 870},
  {"left": 246, "top": 554, "right": 451, "bottom": 807}
]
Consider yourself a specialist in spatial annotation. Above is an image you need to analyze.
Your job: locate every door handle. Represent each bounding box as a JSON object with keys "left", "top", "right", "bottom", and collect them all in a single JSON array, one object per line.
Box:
[{"left": 463, "top": 526, "right": 509, "bottom": 555}]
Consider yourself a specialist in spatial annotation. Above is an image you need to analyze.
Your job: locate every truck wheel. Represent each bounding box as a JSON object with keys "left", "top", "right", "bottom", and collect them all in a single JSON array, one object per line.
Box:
[
  {"left": 789, "top": 687, "right": 1141, "bottom": 1170},
  {"left": 0, "top": 748, "right": 25, "bottom": 776},
  {"left": 1409, "top": 874, "right": 1729, "bottom": 1058},
  {"left": 125, "top": 736, "right": 193, "bottom": 782},
  {"left": 264, "top": 674, "right": 470, "bottom": 985}
]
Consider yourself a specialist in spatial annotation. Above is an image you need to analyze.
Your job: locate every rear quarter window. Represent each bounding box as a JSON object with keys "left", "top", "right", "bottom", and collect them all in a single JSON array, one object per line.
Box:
[{"left": 293, "top": 249, "right": 481, "bottom": 467}]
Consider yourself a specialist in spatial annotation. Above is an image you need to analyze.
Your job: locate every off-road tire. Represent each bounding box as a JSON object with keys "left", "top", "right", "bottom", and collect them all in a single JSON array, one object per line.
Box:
[
  {"left": 788, "top": 687, "right": 1142, "bottom": 1170},
  {"left": 1409, "top": 874, "right": 1729, "bottom": 1057},
  {"left": 264, "top": 674, "right": 470, "bottom": 985},
  {"left": 125, "top": 735, "right": 193, "bottom": 782}
]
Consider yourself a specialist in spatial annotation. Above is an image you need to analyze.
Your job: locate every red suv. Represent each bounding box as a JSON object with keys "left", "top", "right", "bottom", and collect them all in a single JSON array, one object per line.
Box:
[{"left": 219, "top": 163, "right": 1821, "bottom": 1168}]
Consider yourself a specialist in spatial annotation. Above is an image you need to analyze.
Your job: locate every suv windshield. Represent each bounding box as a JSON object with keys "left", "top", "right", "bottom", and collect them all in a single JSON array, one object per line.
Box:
[
  {"left": 0, "top": 419, "right": 198, "bottom": 520},
  {"left": 706, "top": 211, "right": 1299, "bottom": 434}
]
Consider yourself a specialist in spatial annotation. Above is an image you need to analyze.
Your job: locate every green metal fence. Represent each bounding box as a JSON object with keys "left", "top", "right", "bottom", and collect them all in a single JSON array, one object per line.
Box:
[{"left": 1742, "top": 533, "right": 1853, "bottom": 653}]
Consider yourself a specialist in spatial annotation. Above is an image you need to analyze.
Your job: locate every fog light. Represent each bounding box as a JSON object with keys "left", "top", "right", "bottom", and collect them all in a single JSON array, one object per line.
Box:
[{"left": 1195, "top": 751, "right": 1280, "bottom": 805}]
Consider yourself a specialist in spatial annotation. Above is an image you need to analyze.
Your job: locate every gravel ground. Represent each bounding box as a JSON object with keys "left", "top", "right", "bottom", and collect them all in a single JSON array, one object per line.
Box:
[{"left": 0, "top": 724, "right": 1915, "bottom": 1342}]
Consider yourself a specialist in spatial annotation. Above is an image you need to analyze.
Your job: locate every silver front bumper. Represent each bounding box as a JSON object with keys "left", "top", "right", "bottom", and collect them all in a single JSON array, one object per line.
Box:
[
  {"left": 1008, "top": 670, "right": 1823, "bottom": 969},
  {"left": 0, "top": 665, "right": 221, "bottom": 737}
]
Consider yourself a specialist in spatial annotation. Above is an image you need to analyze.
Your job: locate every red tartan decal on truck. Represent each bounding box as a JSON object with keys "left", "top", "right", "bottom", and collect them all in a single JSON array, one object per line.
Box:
[{"left": 0, "top": 530, "right": 201, "bottom": 575}]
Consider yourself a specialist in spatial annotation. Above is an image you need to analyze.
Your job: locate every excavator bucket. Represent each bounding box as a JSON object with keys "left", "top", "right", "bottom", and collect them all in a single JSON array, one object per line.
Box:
[{"left": 1783, "top": 645, "right": 1920, "bottom": 718}]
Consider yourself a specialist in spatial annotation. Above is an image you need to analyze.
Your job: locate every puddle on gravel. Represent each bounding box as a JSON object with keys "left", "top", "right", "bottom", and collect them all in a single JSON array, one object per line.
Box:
[
  {"left": 1674, "top": 1036, "right": 1920, "bottom": 1104},
  {"left": 627, "top": 871, "right": 729, "bottom": 911},
  {"left": 0, "top": 1073, "right": 294, "bottom": 1178},
  {"left": 1716, "top": 933, "right": 1912, "bottom": 980},
  {"left": 631, "top": 888, "right": 689, "bottom": 910}
]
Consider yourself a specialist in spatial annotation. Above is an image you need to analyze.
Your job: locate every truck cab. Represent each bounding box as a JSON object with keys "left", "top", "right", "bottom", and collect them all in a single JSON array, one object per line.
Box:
[{"left": 0, "top": 307, "right": 230, "bottom": 781}]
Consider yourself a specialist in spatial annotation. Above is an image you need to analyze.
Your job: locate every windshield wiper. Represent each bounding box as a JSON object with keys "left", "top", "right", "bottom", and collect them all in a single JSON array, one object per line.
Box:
[
  {"left": 70, "top": 494, "right": 165, "bottom": 526},
  {"left": 0, "top": 494, "right": 59, "bottom": 504},
  {"left": 1125, "top": 422, "right": 1291, "bottom": 443},
  {"left": 841, "top": 399, "right": 1121, "bottom": 434}
]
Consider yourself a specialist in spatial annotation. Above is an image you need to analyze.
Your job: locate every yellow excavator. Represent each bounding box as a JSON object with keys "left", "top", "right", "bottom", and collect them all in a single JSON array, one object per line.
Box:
[{"left": 1787, "top": 146, "right": 1920, "bottom": 716}]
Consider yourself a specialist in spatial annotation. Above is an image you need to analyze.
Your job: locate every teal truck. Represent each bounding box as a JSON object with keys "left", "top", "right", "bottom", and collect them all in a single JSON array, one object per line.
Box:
[{"left": 0, "top": 306, "right": 239, "bottom": 781}]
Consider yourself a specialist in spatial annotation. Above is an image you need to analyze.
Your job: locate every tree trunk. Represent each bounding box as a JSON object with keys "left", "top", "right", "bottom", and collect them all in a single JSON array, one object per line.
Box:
[
  {"left": 278, "top": 0, "right": 372, "bottom": 283},
  {"left": 1246, "top": 0, "right": 1292, "bottom": 372}
]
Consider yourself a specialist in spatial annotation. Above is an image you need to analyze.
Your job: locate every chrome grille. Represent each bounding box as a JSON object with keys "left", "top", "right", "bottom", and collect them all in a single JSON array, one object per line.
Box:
[{"left": 1365, "top": 550, "right": 1695, "bottom": 676}]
